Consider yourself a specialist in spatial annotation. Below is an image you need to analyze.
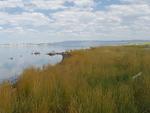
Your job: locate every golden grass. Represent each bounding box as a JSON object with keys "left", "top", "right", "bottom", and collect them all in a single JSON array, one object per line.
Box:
[{"left": 0, "top": 45, "right": 150, "bottom": 113}]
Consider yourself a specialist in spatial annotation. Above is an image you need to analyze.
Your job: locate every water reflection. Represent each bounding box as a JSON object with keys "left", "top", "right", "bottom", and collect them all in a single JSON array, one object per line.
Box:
[
  {"left": 0, "top": 46, "right": 63, "bottom": 81},
  {"left": 0, "top": 40, "right": 135, "bottom": 81}
]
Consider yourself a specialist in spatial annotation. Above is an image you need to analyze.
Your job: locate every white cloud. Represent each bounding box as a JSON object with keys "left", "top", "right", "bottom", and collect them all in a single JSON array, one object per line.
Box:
[
  {"left": 0, "top": 12, "right": 51, "bottom": 27},
  {"left": 25, "top": 0, "right": 66, "bottom": 10},
  {"left": 49, "top": 2, "right": 150, "bottom": 37},
  {"left": 0, "top": 0, "right": 23, "bottom": 8},
  {"left": 121, "top": 0, "right": 150, "bottom": 4},
  {"left": 71, "top": 0, "right": 94, "bottom": 7},
  {"left": 0, "top": 0, "right": 95, "bottom": 10},
  {"left": 0, "top": 0, "right": 150, "bottom": 41},
  {"left": 109, "top": 4, "right": 150, "bottom": 16}
]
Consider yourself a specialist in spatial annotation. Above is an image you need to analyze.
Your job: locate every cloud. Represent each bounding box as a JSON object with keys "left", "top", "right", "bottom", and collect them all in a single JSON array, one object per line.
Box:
[
  {"left": 0, "top": 12, "right": 51, "bottom": 27},
  {"left": 49, "top": 2, "right": 150, "bottom": 36},
  {"left": 121, "top": 0, "right": 150, "bottom": 4},
  {"left": 0, "top": 0, "right": 95, "bottom": 10},
  {"left": 0, "top": 0, "right": 23, "bottom": 8},
  {"left": 25, "top": 0, "right": 66, "bottom": 10},
  {"left": 71, "top": 0, "right": 94, "bottom": 7},
  {"left": 0, "top": 0, "right": 150, "bottom": 42}
]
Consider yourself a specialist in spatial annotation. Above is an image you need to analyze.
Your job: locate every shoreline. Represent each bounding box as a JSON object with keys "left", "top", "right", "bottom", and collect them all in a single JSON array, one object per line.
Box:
[
  {"left": 0, "top": 44, "right": 150, "bottom": 113},
  {"left": 1, "top": 43, "right": 150, "bottom": 84}
]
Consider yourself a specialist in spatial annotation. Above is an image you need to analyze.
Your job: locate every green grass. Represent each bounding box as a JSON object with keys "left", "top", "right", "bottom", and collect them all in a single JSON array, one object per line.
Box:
[{"left": 0, "top": 45, "right": 150, "bottom": 113}]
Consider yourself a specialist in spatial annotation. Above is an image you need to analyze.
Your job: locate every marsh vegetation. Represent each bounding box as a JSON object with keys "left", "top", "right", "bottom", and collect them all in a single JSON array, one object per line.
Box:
[{"left": 0, "top": 45, "right": 150, "bottom": 113}]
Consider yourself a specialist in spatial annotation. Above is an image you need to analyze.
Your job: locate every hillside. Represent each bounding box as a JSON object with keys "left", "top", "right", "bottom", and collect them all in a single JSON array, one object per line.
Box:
[{"left": 0, "top": 45, "right": 150, "bottom": 113}]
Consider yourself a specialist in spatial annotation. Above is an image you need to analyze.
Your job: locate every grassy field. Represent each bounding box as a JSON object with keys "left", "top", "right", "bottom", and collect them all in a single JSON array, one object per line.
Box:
[{"left": 0, "top": 45, "right": 150, "bottom": 113}]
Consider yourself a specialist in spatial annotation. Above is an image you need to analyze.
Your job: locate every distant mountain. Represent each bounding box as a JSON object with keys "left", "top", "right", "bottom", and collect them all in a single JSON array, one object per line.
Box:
[
  {"left": 51, "top": 40, "right": 150, "bottom": 47},
  {"left": 0, "top": 40, "right": 149, "bottom": 47}
]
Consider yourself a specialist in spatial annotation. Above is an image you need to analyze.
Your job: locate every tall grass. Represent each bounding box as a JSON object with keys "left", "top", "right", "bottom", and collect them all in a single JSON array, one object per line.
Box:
[{"left": 0, "top": 45, "right": 150, "bottom": 113}]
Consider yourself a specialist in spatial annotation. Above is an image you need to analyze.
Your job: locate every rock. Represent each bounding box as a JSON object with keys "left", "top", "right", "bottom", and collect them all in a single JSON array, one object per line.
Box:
[
  {"left": 47, "top": 52, "right": 56, "bottom": 56},
  {"left": 132, "top": 72, "right": 142, "bottom": 79},
  {"left": 10, "top": 57, "right": 14, "bottom": 60},
  {"left": 32, "top": 52, "right": 40, "bottom": 55},
  {"left": 47, "top": 52, "right": 71, "bottom": 61}
]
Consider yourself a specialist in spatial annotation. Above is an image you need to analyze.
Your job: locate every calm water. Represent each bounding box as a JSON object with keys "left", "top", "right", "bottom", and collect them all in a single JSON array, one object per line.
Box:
[
  {"left": 0, "top": 42, "right": 97, "bottom": 81},
  {"left": 0, "top": 40, "right": 142, "bottom": 81},
  {"left": 0, "top": 46, "right": 63, "bottom": 81}
]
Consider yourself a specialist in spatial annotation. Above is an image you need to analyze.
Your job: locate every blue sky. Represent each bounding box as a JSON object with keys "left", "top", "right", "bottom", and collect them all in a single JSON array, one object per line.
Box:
[{"left": 0, "top": 0, "right": 150, "bottom": 43}]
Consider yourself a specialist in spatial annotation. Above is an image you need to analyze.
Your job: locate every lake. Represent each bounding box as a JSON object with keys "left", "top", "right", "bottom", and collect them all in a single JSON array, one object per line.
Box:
[{"left": 0, "top": 40, "right": 146, "bottom": 82}]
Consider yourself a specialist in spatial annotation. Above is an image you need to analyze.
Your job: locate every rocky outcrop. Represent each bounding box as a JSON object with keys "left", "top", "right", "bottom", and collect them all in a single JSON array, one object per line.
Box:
[{"left": 47, "top": 52, "right": 71, "bottom": 61}]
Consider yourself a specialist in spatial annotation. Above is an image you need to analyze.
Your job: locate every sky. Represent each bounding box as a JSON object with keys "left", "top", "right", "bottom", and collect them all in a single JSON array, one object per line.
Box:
[{"left": 0, "top": 0, "right": 150, "bottom": 43}]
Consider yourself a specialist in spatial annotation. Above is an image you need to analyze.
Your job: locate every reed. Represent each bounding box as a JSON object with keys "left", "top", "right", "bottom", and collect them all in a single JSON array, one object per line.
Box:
[{"left": 0, "top": 45, "right": 150, "bottom": 113}]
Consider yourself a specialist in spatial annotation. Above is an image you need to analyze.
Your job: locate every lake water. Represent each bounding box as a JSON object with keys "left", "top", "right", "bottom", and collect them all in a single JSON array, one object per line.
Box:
[
  {"left": 0, "top": 40, "right": 144, "bottom": 82},
  {"left": 0, "top": 46, "right": 61, "bottom": 81},
  {"left": 0, "top": 42, "right": 100, "bottom": 81}
]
